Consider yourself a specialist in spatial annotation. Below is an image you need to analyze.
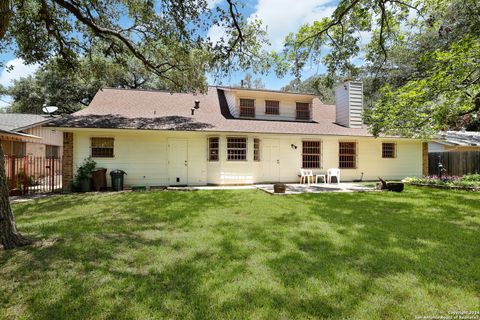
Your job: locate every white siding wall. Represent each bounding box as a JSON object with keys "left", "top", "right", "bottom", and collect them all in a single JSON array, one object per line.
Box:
[
  {"left": 348, "top": 82, "right": 363, "bottom": 128},
  {"left": 73, "top": 130, "right": 207, "bottom": 187},
  {"left": 25, "top": 126, "right": 63, "bottom": 146},
  {"left": 335, "top": 81, "right": 363, "bottom": 128},
  {"left": 335, "top": 85, "right": 350, "bottom": 127},
  {"left": 224, "top": 91, "right": 238, "bottom": 117},
  {"left": 224, "top": 90, "right": 314, "bottom": 121},
  {"left": 428, "top": 142, "right": 445, "bottom": 153},
  {"left": 72, "top": 130, "right": 423, "bottom": 187},
  {"left": 23, "top": 126, "right": 64, "bottom": 157}
]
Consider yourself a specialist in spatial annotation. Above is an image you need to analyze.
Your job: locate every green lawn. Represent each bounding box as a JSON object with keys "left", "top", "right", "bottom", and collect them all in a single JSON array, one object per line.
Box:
[{"left": 1, "top": 187, "right": 479, "bottom": 319}]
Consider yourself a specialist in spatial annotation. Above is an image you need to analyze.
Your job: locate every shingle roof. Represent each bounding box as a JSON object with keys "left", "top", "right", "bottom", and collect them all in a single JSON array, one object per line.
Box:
[
  {"left": 47, "top": 87, "right": 372, "bottom": 137},
  {"left": 0, "top": 113, "right": 51, "bottom": 132},
  {"left": 437, "top": 131, "right": 480, "bottom": 146}
]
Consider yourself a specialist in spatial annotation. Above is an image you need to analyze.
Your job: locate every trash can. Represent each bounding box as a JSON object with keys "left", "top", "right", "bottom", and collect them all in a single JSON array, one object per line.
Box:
[
  {"left": 91, "top": 168, "right": 107, "bottom": 191},
  {"left": 110, "top": 169, "right": 127, "bottom": 191}
]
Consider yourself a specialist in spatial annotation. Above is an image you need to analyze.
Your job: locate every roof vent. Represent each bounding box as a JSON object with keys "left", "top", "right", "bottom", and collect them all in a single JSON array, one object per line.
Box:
[{"left": 194, "top": 100, "right": 200, "bottom": 109}]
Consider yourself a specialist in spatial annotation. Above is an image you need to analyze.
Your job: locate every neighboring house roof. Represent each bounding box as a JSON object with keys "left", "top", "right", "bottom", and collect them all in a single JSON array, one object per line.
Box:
[
  {"left": 47, "top": 87, "right": 372, "bottom": 137},
  {"left": 0, "top": 128, "right": 41, "bottom": 140},
  {"left": 0, "top": 113, "right": 51, "bottom": 132},
  {"left": 435, "top": 131, "right": 480, "bottom": 146}
]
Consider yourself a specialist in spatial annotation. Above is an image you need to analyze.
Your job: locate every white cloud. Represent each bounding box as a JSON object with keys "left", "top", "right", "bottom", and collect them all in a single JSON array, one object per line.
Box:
[
  {"left": 207, "top": 24, "right": 227, "bottom": 45},
  {"left": 248, "top": 0, "right": 337, "bottom": 51},
  {"left": 206, "top": 0, "right": 223, "bottom": 9},
  {"left": 0, "top": 58, "right": 39, "bottom": 88}
]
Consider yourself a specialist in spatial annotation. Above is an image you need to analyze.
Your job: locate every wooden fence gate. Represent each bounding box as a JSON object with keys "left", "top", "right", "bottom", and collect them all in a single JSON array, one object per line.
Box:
[
  {"left": 4, "top": 156, "right": 62, "bottom": 195},
  {"left": 428, "top": 151, "right": 480, "bottom": 176}
]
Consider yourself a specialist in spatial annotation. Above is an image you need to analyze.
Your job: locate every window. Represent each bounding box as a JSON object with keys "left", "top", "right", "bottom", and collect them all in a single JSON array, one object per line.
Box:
[
  {"left": 91, "top": 137, "right": 114, "bottom": 158},
  {"left": 302, "top": 141, "right": 321, "bottom": 168},
  {"left": 227, "top": 137, "right": 247, "bottom": 161},
  {"left": 296, "top": 102, "right": 310, "bottom": 120},
  {"left": 208, "top": 137, "right": 219, "bottom": 161},
  {"left": 382, "top": 143, "right": 396, "bottom": 158},
  {"left": 265, "top": 100, "right": 279, "bottom": 115},
  {"left": 46, "top": 145, "right": 60, "bottom": 159},
  {"left": 1, "top": 141, "right": 25, "bottom": 157},
  {"left": 239, "top": 99, "right": 255, "bottom": 117},
  {"left": 254, "top": 138, "right": 260, "bottom": 161},
  {"left": 339, "top": 142, "right": 357, "bottom": 168}
]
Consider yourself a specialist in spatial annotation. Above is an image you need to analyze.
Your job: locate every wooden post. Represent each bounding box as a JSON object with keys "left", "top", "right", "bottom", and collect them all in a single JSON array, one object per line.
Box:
[{"left": 422, "top": 142, "right": 428, "bottom": 177}]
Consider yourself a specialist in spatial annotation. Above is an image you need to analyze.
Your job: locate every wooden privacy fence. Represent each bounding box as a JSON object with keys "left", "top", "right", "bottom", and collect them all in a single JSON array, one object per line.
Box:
[
  {"left": 4, "top": 156, "right": 62, "bottom": 195},
  {"left": 428, "top": 151, "right": 480, "bottom": 176}
]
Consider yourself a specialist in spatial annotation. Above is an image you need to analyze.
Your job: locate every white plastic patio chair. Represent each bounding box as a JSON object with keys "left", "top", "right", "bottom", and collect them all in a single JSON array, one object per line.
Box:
[
  {"left": 327, "top": 168, "right": 341, "bottom": 184},
  {"left": 299, "top": 169, "right": 314, "bottom": 185}
]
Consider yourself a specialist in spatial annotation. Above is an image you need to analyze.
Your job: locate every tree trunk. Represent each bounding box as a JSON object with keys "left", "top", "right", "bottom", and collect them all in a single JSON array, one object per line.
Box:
[
  {"left": 0, "top": 0, "right": 12, "bottom": 40},
  {"left": 0, "top": 143, "right": 30, "bottom": 250}
]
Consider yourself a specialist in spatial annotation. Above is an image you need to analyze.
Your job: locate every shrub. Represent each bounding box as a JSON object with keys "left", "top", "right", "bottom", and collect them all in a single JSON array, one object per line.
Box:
[{"left": 72, "top": 157, "right": 97, "bottom": 191}]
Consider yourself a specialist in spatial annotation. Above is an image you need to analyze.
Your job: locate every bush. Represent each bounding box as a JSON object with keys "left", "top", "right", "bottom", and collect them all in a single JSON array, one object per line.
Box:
[
  {"left": 462, "top": 174, "right": 480, "bottom": 182},
  {"left": 404, "top": 174, "right": 480, "bottom": 188},
  {"left": 72, "top": 157, "right": 96, "bottom": 191}
]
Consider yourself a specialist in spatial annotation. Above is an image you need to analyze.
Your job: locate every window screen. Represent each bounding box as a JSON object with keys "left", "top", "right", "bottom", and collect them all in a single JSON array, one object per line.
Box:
[
  {"left": 91, "top": 137, "right": 114, "bottom": 158},
  {"left": 296, "top": 102, "right": 310, "bottom": 120},
  {"left": 208, "top": 137, "right": 219, "bottom": 161},
  {"left": 339, "top": 142, "right": 357, "bottom": 168},
  {"left": 239, "top": 99, "right": 255, "bottom": 117},
  {"left": 302, "top": 141, "right": 321, "bottom": 168},
  {"left": 227, "top": 137, "right": 247, "bottom": 161},
  {"left": 265, "top": 100, "right": 279, "bottom": 115}
]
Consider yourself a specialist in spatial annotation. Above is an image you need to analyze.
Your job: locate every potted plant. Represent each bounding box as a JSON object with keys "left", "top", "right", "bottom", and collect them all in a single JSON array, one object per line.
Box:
[{"left": 73, "top": 157, "right": 97, "bottom": 192}]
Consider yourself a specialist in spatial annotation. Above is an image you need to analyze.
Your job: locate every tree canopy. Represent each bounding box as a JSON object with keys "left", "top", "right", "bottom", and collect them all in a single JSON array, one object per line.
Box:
[
  {"left": 6, "top": 54, "right": 168, "bottom": 114},
  {"left": 277, "top": 0, "right": 480, "bottom": 137},
  {"left": 0, "top": 0, "right": 267, "bottom": 249}
]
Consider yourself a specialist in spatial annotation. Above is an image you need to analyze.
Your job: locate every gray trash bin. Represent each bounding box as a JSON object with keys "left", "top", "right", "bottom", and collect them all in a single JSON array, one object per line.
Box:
[{"left": 110, "top": 169, "right": 127, "bottom": 191}]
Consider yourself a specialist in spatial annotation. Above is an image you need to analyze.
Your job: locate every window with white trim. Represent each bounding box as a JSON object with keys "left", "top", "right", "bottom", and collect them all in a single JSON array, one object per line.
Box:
[
  {"left": 254, "top": 138, "right": 260, "bottom": 161},
  {"left": 227, "top": 137, "right": 247, "bottom": 161},
  {"left": 208, "top": 137, "right": 219, "bottom": 161}
]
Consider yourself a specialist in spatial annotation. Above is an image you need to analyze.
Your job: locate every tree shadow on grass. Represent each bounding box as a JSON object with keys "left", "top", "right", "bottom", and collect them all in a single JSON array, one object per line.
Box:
[{"left": 1, "top": 188, "right": 479, "bottom": 319}]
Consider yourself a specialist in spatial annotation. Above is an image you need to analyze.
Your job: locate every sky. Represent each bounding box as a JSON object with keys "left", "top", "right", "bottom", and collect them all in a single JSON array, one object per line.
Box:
[{"left": 0, "top": 0, "right": 340, "bottom": 109}]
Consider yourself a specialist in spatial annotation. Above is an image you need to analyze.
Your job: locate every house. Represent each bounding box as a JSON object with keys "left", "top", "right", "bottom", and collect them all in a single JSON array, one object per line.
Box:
[
  {"left": 429, "top": 131, "right": 480, "bottom": 152},
  {"left": 47, "top": 81, "right": 427, "bottom": 189},
  {"left": 0, "top": 113, "right": 63, "bottom": 158}
]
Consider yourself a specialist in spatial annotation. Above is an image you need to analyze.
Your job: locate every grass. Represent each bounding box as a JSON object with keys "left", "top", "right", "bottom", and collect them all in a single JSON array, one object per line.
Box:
[{"left": 1, "top": 187, "right": 479, "bottom": 319}]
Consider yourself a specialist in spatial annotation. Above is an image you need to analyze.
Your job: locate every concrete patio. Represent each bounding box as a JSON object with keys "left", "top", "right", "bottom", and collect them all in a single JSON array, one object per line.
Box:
[
  {"left": 256, "top": 183, "right": 376, "bottom": 194},
  {"left": 187, "top": 183, "right": 376, "bottom": 194}
]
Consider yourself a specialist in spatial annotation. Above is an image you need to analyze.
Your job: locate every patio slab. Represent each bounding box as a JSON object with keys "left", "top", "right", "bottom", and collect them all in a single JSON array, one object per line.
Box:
[{"left": 256, "top": 183, "right": 376, "bottom": 195}]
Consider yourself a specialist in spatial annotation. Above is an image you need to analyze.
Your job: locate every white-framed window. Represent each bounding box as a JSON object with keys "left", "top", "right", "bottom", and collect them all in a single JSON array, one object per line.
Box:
[
  {"left": 91, "top": 137, "right": 114, "bottom": 158},
  {"left": 254, "top": 138, "right": 260, "bottom": 161},
  {"left": 227, "top": 137, "right": 247, "bottom": 161},
  {"left": 208, "top": 137, "right": 219, "bottom": 161}
]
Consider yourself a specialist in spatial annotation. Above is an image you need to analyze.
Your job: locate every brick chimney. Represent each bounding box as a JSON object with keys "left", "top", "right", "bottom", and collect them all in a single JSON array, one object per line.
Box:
[{"left": 335, "top": 81, "right": 363, "bottom": 128}]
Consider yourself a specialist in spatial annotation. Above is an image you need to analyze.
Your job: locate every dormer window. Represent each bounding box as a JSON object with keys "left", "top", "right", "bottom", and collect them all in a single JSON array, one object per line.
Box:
[
  {"left": 265, "top": 100, "right": 279, "bottom": 115},
  {"left": 296, "top": 102, "right": 310, "bottom": 120},
  {"left": 239, "top": 99, "right": 255, "bottom": 117}
]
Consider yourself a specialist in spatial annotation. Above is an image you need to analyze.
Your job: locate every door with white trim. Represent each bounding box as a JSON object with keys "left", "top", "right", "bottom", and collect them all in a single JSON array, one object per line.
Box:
[
  {"left": 262, "top": 139, "right": 280, "bottom": 182},
  {"left": 168, "top": 139, "right": 188, "bottom": 185}
]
